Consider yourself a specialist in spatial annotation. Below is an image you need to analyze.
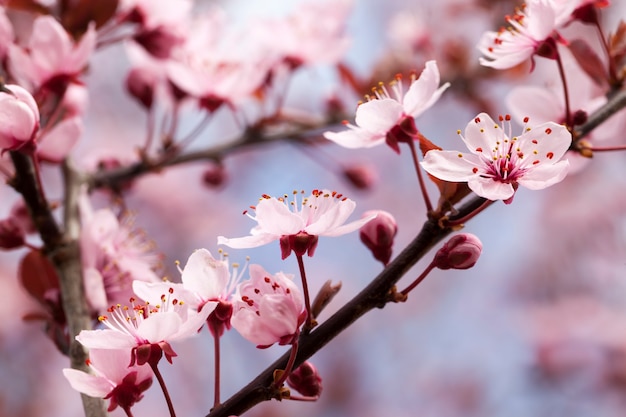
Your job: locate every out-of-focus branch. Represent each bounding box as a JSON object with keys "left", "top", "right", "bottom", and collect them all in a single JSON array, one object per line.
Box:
[
  {"left": 9, "top": 152, "right": 107, "bottom": 417},
  {"left": 88, "top": 122, "right": 329, "bottom": 191},
  {"left": 207, "top": 195, "right": 486, "bottom": 417}
]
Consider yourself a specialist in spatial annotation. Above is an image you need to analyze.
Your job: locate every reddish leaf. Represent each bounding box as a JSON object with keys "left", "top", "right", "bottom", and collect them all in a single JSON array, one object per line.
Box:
[
  {"left": 336, "top": 62, "right": 365, "bottom": 96},
  {"left": 567, "top": 38, "right": 609, "bottom": 87},
  {"left": 609, "top": 20, "right": 626, "bottom": 67},
  {"left": 62, "top": 0, "right": 119, "bottom": 36},
  {"left": 18, "top": 249, "right": 60, "bottom": 306},
  {"left": 6, "top": 0, "right": 50, "bottom": 14}
]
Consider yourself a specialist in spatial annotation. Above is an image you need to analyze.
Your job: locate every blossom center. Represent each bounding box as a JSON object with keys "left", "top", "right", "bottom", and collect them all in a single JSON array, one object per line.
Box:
[{"left": 98, "top": 288, "right": 186, "bottom": 341}]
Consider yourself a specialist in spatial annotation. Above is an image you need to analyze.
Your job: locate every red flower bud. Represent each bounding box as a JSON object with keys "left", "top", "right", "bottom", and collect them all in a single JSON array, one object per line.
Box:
[
  {"left": 433, "top": 233, "right": 482, "bottom": 270},
  {"left": 0, "top": 218, "right": 25, "bottom": 249},
  {"left": 359, "top": 210, "right": 397, "bottom": 265},
  {"left": 125, "top": 67, "right": 157, "bottom": 109},
  {"left": 342, "top": 164, "right": 378, "bottom": 190},
  {"left": 287, "top": 361, "right": 323, "bottom": 398}
]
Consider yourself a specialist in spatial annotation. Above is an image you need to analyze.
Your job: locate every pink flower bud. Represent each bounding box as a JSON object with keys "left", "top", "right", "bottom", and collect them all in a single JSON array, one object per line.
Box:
[
  {"left": 360, "top": 210, "right": 397, "bottom": 265},
  {"left": 202, "top": 163, "right": 227, "bottom": 188},
  {"left": 287, "top": 361, "right": 323, "bottom": 397},
  {"left": 126, "top": 67, "right": 158, "bottom": 109},
  {"left": 343, "top": 164, "right": 378, "bottom": 190},
  {"left": 133, "top": 26, "right": 185, "bottom": 59},
  {"left": 0, "top": 84, "right": 40, "bottom": 151},
  {"left": 433, "top": 233, "right": 482, "bottom": 270}
]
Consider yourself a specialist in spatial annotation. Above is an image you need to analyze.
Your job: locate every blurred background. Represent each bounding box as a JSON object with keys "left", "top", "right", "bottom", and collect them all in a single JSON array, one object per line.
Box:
[{"left": 1, "top": 0, "right": 626, "bottom": 416}]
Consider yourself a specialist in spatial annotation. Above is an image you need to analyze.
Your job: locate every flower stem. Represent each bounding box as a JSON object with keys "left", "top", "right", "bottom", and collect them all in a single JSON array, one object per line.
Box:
[
  {"left": 296, "top": 254, "right": 314, "bottom": 331},
  {"left": 150, "top": 362, "right": 177, "bottom": 417},
  {"left": 407, "top": 138, "right": 433, "bottom": 213},
  {"left": 213, "top": 334, "right": 221, "bottom": 409},
  {"left": 445, "top": 198, "right": 493, "bottom": 227},
  {"left": 272, "top": 337, "right": 299, "bottom": 389},
  {"left": 399, "top": 261, "right": 436, "bottom": 297},
  {"left": 123, "top": 407, "right": 135, "bottom": 417},
  {"left": 554, "top": 50, "right": 572, "bottom": 128},
  {"left": 583, "top": 145, "right": 626, "bottom": 152}
]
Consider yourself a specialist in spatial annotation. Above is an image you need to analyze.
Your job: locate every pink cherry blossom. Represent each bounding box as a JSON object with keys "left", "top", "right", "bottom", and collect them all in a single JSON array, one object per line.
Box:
[
  {"left": 421, "top": 113, "right": 572, "bottom": 203},
  {"left": 62, "top": 348, "right": 153, "bottom": 413},
  {"left": 177, "top": 248, "right": 247, "bottom": 337},
  {"left": 254, "top": 0, "right": 353, "bottom": 68},
  {"left": 120, "top": 0, "right": 192, "bottom": 30},
  {"left": 217, "top": 189, "right": 375, "bottom": 259},
  {"left": 323, "top": 60, "right": 449, "bottom": 153},
  {"left": 477, "top": 0, "right": 562, "bottom": 70},
  {"left": 76, "top": 281, "right": 216, "bottom": 366},
  {"left": 231, "top": 264, "right": 306, "bottom": 348},
  {"left": 79, "top": 194, "right": 162, "bottom": 313},
  {"left": 0, "top": 84, "right": 40, "bottom": 151},
  {"left": 8, "top": 16, "right": 96, "bottom": 91},
  {"left": 166, "top": 9, "right": 271, "bottom": 111},
  {"left": 36, "top": 116, "right": 82, "bottom": 163}
]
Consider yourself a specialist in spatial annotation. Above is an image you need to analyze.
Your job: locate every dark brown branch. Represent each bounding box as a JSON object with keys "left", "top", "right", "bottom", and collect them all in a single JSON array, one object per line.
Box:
[
  {"left": 206, "top": 195, "right": 486, "bottom": 417},
  {"left": 575, "top": 88, "right": 626, "bottom": 139},
  {"left": 9, "top": 152, "right": 107, "bottom": 417}
]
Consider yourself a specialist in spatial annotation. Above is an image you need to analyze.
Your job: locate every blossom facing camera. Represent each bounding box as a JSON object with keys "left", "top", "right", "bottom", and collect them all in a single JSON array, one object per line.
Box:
[
  {"left": 359, "top": 210, "right": 397, "bottom": 265},
  {"left": 433, "top": 234, "right": 482, "bottom": 270},
  {"left": 0, "top": 84, "right": 40, "bottom": 151},
  {"left": 287, "top": 361, "right": 323, "bottom": 398},
  {"left": 421, "top": 113, "right": 571, "bottom": 203}
]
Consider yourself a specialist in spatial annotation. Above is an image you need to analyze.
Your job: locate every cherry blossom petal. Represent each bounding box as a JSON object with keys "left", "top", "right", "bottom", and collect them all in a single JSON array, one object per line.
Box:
[
  {"left": 62, "top": 369, "right": 113, "bottom": 398},
  {"left": 320, "top": 215, "right": 377, "bottom": 237},
  {"left": 354, "top": 99, "right": 404, "bottom": 133},
  {"left": 255, "top": 198, "right": 305, "bottom": 235},
  {"left": 76, "top": 329, "right": 136, "bottom": 350},
  {"left": 304, "top": 199, "right": 356, "bottom": 235},
  {"left": 517, "top": 160, "right": 569, "bottom": 189},
  {"left": 217, "top": 233, "right": 279, "bottom": 249},
  {"left": 37, "top": 117, "right": 82, "bottom": 162},
  {"left": 468, "top": 177, "right": 515, "bottom": 201},
  {"left": 176, "top": 303, "right": 215, "bottom": 336},
  {"left": 505, "top": 86, "right": 561, "bottom": 123},
  {"left": 257, "top": 294, "right": 301, "bottom": 336},
  {"left": 403, "top": 60, "right": 449, "bottom": 117},
  {"left": 461, "top": 113, "right": 505, "bottom": 155},
  {"left": 84, "top": 268, "right": 108, "bottom": 312},
  {"left": 517, "top": 122, "right": 572, "bottom": 162},
  {"left": 180, "top": 249, "right": 230, "bottom": 300},
  {"left": 136, "top": 311, "right": 183, "bottom": 342},
  {"left": 66, "top": 23, "right": 97, "bottom": 71},
  {"left": 323, "top": 129, "right": 384, "bottom": 148},
  {"left": 421, "top": 150, "right": 483, "bottom": 182}
]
